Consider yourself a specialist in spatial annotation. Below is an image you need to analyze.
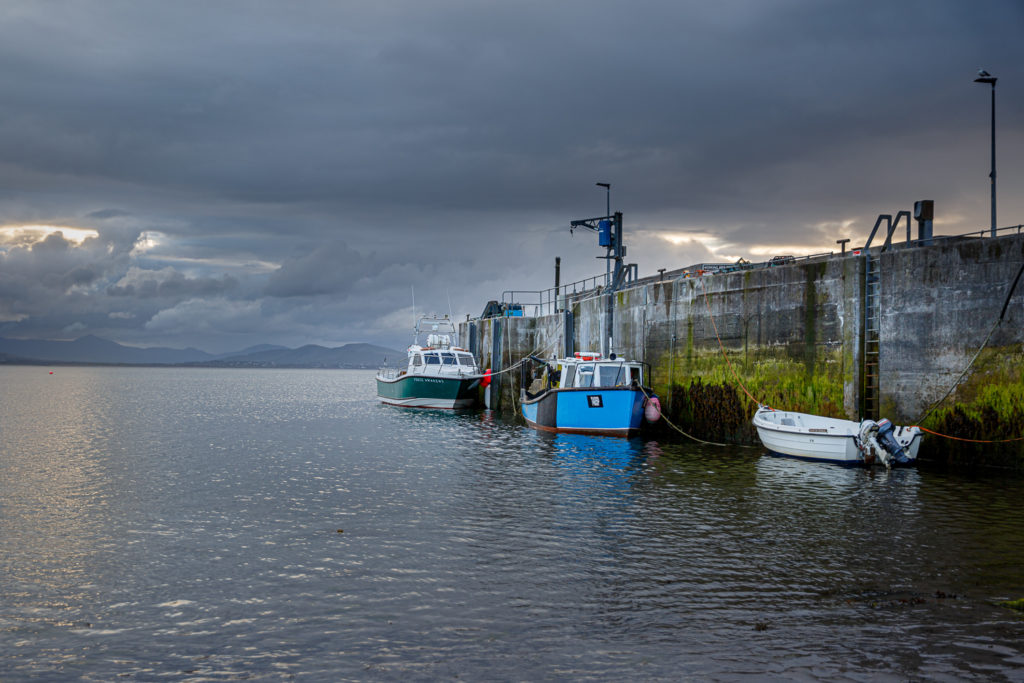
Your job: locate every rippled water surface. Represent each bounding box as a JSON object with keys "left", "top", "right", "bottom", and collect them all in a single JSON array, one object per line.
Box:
[{"left": 2, "top": 366, "right": 1023, "bottom": 681}]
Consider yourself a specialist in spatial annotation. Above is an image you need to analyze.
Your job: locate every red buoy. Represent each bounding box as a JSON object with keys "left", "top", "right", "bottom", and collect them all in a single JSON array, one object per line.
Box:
[{"left": 481, "top": 368, "right": 492, "bottom": 388}]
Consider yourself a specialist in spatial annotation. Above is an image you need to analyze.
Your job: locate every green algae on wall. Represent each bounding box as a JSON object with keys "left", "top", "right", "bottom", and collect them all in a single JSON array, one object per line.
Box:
[
  {"left": 650, "top": 345, "right": 846, "bottom": 444},
  {"left": 920, "top": 346, "right": 1024, "bottom": 468},
  {"left": 803, "top": 269, "right": 819, "bottom": 374}
]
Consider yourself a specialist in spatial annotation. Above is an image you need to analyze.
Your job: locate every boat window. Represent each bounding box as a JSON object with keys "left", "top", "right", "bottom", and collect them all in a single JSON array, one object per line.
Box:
[
  {"left": 629, "top": 366, "right": 642, "bottom": 385},
  {"left": 598, "top": 364, "right": 627, "bottom": 387},
  {"left": 440, "top": 352, "right": 457, "bottom": 365},
  {"left": 425, "top": 353, "right": 441, "bottom": 365},
  {"left": 575, "top": 364, "right": 594, "bottom": 388},
  {"left": 560, "top": 364, "right": 575, "bottom": 388},
  {"left": 412, "top": 354, "right": 423, "bottom": 367},
  {"left": 457, "top": 353, "right": 476, "bottom": 368}
]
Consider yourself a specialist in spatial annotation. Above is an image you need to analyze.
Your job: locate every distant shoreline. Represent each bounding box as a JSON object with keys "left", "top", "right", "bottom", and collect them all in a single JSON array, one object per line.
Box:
[{"left": 0, "top": 359, "right": 381, "bottom": 370}]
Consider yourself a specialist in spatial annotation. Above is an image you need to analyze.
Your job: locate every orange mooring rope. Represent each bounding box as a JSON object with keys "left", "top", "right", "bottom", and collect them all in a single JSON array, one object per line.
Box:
[
  {"left": 916, "top": 426, "right": 1024, "bottom": 444},
  {"left": 700, "top": 278, "right": 763, "bottom": 406}
]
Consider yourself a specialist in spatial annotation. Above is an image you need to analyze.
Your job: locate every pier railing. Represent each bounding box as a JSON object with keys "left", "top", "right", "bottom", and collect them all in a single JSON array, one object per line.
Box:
[
  {"left": 501, "top": 266, "right": 639, "bottom": 317},
  {"left": 492, "top": 223, "right": 1024, "bottom": 318},
  {"left": 935, "top": 223, "right": 1024, "bottom": 241}
]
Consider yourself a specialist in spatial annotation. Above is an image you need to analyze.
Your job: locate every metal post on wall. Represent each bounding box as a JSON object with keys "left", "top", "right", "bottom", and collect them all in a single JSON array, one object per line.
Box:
[
  {"left": 554, "top": 256, "right": 561, "bottom": 313},
  {"left": 490, "top": 319, "right": 502, "bottom": 411},
  {"left": 914, "top": 200, "right": 934, "bottom": 246},
  {"left": 564, "top": 309, "right": 574, "bottom": 358}
]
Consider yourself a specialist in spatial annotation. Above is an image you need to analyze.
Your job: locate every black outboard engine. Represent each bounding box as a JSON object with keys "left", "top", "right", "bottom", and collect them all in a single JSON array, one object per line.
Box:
[{"left": 875, "top": 418, "right": 911, "bottom": 464}]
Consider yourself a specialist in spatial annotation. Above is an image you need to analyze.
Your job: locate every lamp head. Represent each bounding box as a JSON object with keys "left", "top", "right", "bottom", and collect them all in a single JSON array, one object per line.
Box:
[{"left": 975, "top": 68, "right": 997, "bottom": 85}]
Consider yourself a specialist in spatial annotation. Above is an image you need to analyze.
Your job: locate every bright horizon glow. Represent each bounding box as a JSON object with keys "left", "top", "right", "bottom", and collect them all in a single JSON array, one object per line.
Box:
[
  {"left": 150, "top": 254, "right": 281, "bottom": 273},
  {"left": 0, "top": 224, "right": 99, "bottom": 246},
  {"left": 655, "top": 230, "right": 746, "bottom": 262},
  {"left": 747, "top": 244, "right": 832, "bottom": 257},
  {"left": 655, "top": 230, "right": 840, "bottom": 262},
  {"left": 131, "top": 230, "right": 278, "bottom": 272}
]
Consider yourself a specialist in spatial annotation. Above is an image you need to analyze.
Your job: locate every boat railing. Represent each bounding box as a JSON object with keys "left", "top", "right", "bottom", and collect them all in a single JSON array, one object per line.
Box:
[{"left": 520, "top": 355, "right": 654, "bottom": 393}]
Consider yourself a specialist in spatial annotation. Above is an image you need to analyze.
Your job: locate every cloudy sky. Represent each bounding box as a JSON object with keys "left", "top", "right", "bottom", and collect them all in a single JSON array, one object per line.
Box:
[{"left": 1, "top": 1, "right": 1022, "bottom": 352}]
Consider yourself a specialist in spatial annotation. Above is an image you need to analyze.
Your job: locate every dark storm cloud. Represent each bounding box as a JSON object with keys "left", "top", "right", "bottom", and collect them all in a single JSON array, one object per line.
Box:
[
  {"left": 0, "top": 230, "right": 130, "bottom": 325},
  {"left": 105, "top": 268, "right": 237, "bottom": 299},
  {"left": 265, "top": 241, "right": 378, "bottom": 298},
  {"left": 1, "top": 0, "right": 1022, "bottom": 351},
  {"left": 86, "top": 209, "right": 132, "bottom": 220}
]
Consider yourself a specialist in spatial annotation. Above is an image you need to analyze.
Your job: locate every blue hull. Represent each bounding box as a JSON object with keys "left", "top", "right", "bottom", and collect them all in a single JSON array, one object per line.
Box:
[{"left": 521, "top": 387, "right": 647, "bottom": 437}]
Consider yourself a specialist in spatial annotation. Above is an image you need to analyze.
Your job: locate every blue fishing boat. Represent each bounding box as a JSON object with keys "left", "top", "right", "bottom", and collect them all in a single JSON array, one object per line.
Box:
[{"left": 519, "top": 352, "right": 660, "bottom": 437}]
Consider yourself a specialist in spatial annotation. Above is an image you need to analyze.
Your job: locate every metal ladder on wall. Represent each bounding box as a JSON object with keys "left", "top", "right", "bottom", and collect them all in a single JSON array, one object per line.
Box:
[
  {"left": 859, "top": 210, "right": 911, "bottom": 420},
  {"left": 862, "top": 253, "right": 881, "bottom": 420}
]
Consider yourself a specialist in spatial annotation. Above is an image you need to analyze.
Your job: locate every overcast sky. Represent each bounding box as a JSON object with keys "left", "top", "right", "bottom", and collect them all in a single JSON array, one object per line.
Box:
[{"left": 1, "top": 0, "right": 1022, "bottom": 352}]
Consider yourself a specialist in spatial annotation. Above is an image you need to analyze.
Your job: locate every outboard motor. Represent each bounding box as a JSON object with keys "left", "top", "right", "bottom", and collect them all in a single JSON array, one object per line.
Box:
[{"left": 875, "top": 418, "right": 911, "bottom": 464}]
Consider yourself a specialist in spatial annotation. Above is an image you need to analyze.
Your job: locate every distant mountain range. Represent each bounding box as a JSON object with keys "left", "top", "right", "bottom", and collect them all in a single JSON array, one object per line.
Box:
[{"left": 0, "top": 335, "right": 402, "bottom": 369}]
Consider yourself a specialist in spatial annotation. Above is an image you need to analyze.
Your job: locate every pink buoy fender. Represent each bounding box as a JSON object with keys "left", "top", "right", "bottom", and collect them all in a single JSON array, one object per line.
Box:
[{"left": 644, "top": 395, "right": 662, "bottom": 422}]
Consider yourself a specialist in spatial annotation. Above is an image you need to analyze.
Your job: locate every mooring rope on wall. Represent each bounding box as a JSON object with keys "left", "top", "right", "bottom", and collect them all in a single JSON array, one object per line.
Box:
[
  {"left": 912, "top": 260, "right": 1024, "bottom": 430},
  {"left": 907, "top": 260, "right": 1024, "bottom": 444}
]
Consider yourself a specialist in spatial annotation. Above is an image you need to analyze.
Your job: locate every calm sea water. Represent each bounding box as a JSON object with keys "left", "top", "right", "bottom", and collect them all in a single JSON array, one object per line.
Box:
[{"left": 1, "top": 366, "right": 1023, "bottom": 681}]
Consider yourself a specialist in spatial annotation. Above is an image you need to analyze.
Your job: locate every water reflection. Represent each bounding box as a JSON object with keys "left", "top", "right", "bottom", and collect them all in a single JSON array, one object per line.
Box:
[
  {"left": 2, "top": 368, "right": 1022, "bottom": 681},
  {"left": 538, "top": 432, "right": 652, "bottom": 467},
  {"left": 1, "top": 367, "right": 120, "bottom": 636}
]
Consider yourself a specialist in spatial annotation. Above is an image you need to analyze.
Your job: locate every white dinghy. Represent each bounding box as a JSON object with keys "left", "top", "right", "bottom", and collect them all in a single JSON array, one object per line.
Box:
[{"left": 752, "top": 406, "right": 922, "bottom": 467}]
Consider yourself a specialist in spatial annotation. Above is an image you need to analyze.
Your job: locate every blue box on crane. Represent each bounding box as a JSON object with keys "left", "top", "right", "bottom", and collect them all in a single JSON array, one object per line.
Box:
[{"left": 598, "top": 220, "right": 612, "bottom": 247}]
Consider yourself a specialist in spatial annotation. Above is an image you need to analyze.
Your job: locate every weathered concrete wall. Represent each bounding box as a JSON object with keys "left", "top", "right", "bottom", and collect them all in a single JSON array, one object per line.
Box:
[
  {"left": 470, "top": 313, "right": 564, "bottom": 412},
  {"left": 881, "top": 236, "right": 1024, "bottom": 466},
  {"left": 614, "top": 255, "right": 863, "bottom": 444},
  {"left": 463, "top": 233, "right": 1024, "bottom": 466}
]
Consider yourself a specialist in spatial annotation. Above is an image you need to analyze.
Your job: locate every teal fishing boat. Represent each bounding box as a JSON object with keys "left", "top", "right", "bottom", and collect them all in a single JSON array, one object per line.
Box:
[{"left": 376, "top": 315, "right": 481, "bottom": 409}]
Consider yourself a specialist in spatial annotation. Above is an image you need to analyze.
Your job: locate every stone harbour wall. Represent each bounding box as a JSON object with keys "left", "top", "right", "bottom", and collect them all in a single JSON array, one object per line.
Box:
[{"left": 464, "top": 232, "right": 1024, "bottom": 468}]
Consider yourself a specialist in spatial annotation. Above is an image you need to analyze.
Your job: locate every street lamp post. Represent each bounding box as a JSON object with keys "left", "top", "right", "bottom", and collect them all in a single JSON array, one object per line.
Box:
[{"left": 974, "top": 69, "right": 997, "bottom": 237}]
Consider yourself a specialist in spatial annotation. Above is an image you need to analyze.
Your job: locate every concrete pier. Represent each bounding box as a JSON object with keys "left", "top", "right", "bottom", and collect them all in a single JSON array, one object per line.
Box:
[{"left": 464, "top": 232, "right": 1024, "bottom": 467}]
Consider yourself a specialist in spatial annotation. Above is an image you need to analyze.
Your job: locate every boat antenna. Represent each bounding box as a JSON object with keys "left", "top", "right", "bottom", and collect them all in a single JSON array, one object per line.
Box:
[
  {"left": 447, "top": 289, "right": 457, "bottom": 345},
  {"left": 411, "top": 285, "right": 416, "bottom": 333}
]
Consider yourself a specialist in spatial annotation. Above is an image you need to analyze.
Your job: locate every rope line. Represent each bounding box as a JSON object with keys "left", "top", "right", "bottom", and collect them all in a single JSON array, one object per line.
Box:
[
  {"left": 483, "top": 307, "right": 569, "bottom": 379},
  {"left": 911, "top": 315, "right": 1002, "bottom": 427},
  {"left": 911, "top": 260, "right": 1024, "bottom": 442},
  {"left": 638, "top": 385, "right": 734, "bottom": 447},
  {"left": 917, "top": 426, "right": 1024, "bottom": 444}
]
